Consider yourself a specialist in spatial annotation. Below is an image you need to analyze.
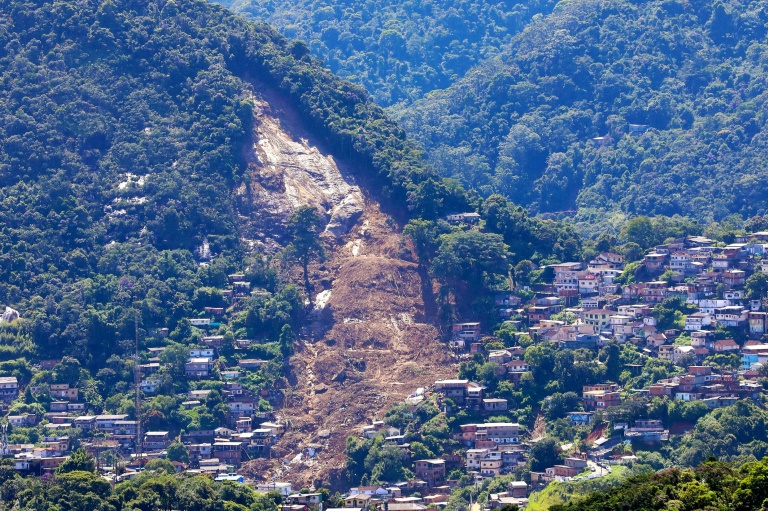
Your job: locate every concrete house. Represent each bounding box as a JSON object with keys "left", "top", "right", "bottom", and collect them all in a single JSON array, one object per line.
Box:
[
  {"left": 567, "top": 411, "right": 594, "bottom": 426},
  {"left": 50, "top": 384, "right": 79, "bottom": 401},
  {"left": 750, "top": 312, "right": 768, "bottom": 336},
  {"left": 714, "top": 339, "right": 740, "bottom": 353},
  {"left": 446, "top": 212, "right": 481, "bottom": 225},
  {"left": 476, "top": 422, "right": 520, "bottom": 444},
  {"left": 715, "top": 306, "right": 749, "bottom": 327},
  {"left": 452, "top": 323, "right": 481, "bottom": 342},
  {"left": 144, "top": 431, "right": 171, "bottom": 450},
  {"left": 414, "top": 459, "right": 446, "bottom": 487},
  {"left": 344, "top": 494, "right": 371, "bottom": 510},
  {"left": 95, "top": 414, "right": 129, "bottom": 432},
  {"left": 685, "top": 312, "right": 712, "bottom": 331},
  {"left": 482, "top": 398, "right": 508, "bottom": 413},
  {"left": 186, "top": 357, "right": 213, "bottom": 378},
  {"left": 741, "top": 344, "right": 768, "bottom": 369},
  {"left": 581, "top": 309, "right": 614, "bottom": 333},
  {"left": 551, "top": 262, "right": 583, "bottom": 292},
  {"left": 237, "top": 359, "right": 267, "bottom": 370},
  {"left": 0, "top": 376, "right": 19, "bottom": 402}
]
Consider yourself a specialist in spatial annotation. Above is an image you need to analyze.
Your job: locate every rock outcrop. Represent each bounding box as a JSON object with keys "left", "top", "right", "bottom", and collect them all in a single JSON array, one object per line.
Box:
[
  {"left": 243, "top": 91, "right": 364, "bottom": 249},
  {"left": 1, "top": 307, "right": 19, "bottom": 323}
]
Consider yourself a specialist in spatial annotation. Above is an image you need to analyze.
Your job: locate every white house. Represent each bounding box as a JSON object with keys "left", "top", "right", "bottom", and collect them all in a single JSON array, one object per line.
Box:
[
  {"left": 714, "top": 306, "right": 749, "bottom": 327},
  {"left": 684, "top": 312, "right": 712, "bottom": 331},
  {"left": 699, "top": 299, "right": 731, "bottom": 315}
]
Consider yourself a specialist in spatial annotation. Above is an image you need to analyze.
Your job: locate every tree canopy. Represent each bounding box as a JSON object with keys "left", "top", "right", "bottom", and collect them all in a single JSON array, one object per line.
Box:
[
  {"left": 397, "top": 0, "right": 768, "bottom": 229},
  {"left": 220, "top": 0, "right": 558, "bottom": 107}
]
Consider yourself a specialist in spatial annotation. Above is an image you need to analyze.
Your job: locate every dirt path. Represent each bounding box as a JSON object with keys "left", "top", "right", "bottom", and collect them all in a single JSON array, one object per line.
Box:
[{"left": 531, "top": 414, "right": 547, "bottom": 442}]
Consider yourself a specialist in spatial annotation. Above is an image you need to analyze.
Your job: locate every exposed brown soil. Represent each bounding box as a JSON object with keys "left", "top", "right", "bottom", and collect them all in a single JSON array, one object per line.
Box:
[
  {"left": 531, "top": 414, "right": 547, "bottom": 442},
  {"left": 238, "top": 84, "right": 456, "bottom": 490}
]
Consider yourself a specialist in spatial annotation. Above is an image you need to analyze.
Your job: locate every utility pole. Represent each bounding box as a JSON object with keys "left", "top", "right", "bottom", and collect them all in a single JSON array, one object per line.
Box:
[{"left": 134, "top": 311, "right": 142, "bottom": 467}]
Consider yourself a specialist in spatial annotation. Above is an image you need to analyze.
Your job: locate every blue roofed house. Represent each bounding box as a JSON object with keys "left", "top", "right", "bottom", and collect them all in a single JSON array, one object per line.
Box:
[{"left": 567, "top": 411, "right": 594, "bottom": 426}]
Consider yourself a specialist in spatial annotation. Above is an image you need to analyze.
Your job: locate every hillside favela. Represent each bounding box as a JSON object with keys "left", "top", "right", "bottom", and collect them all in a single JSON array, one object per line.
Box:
[{"left": 7, "top": 0, "right": 768, "bottom": 510}]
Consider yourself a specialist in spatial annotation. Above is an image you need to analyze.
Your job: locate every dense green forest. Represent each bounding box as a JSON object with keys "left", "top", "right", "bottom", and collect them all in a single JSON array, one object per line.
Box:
[
  {"left": 218, "top": 0, "right": 768, "bottom": 228},
  {"left": 397, "top": 0, "right": 768, "bottom": 225},
  {"left": 217, "top": 0, "right": 558, "bottom": 107}
]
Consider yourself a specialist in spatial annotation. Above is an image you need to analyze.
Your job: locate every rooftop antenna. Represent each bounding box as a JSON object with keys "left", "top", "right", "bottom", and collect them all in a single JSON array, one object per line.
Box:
[{"left": 134, "top": 311, "right": 142, "bottom": 465}]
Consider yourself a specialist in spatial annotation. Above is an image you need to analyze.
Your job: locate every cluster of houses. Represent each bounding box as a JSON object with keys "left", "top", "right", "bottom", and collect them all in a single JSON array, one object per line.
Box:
[
  {"left": 347, "top": 377, "right": 622, "bottom": 510},
  {"left": 492, "top": 236, "right": 768, "bottom": 335},
  {"left": 337, "top": 480, "right": 530, "bottom": 511},
  {"left": 2, "top": 386, "right": 286, "bottom": 477},
  {"left": 414, "top": 331, "right": 768, "bottom": 500},
  {"left": 349, "top": 380, "right": 591, "bottom": 503},
  {"left": 647, "top": 364, "right": 761, "bottom": 403},
  {"left": 452, "top": 234, "right": 768, "bottom": 399},
  {"left": 267, "top": 471, "right": 530, "bottom": 511},
  {"left": 327, "top": 483, "right": 463, "bottom": 511},
  {"left": 181, "top": 344, "right": 268, "bottom": 381},
  {"left": 351, "top": 415, "right": 531, "bottom": 510},
  {"left": 0, "top": 273, "right": 290, "bottom": 479},
  {"left": 403, "top": 233, "right": 768, "bottom": 502}
]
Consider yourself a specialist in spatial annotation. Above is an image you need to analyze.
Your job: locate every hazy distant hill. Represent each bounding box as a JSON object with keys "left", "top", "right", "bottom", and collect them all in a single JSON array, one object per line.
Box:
[
  {"left": 217, "top": 0, "right": 558, "bottom": 106},
  {"left": 397, "top": 0, "right": 768, "bottom": 224}
]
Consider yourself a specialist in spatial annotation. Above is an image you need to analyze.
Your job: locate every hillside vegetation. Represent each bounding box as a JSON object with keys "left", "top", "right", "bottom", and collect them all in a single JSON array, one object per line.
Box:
[
  {"left": 398, "top": 0, "right": 768, "bottom": 223},
  {"left": 0, "top": 0, "right": 592, "bottom": 371},
  {"left": 0, "top": 0, "right": 456, "bottom": 372},
  {"left": 526, "top": 466, "right": 629, "bottom": 511},
  {"left": 217, "top": 0, "right": 558, "bottom": 106},
  {"left": 0, "top": 454, "right": 285, "bottom": 511},
  {"left": 550, "top": 456, "right": 768, "bottom": 511}
]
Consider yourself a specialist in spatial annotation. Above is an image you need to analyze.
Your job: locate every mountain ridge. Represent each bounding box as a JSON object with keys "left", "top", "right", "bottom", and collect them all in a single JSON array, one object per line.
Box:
[
  {"left": 397, "top": 0, "right": 768, "bottom": 225},
  {"left": 217, "top": 0, "right": 559, "bottom": 107}
]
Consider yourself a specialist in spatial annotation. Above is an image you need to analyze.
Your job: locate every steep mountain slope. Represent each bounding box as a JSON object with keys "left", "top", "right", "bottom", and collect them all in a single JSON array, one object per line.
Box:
[
  {"left": 216, "top": 0, "right": 558, "bottom": 107},
  {"left": 238, "top": 88, "right": 455, "bottom": 487},
  {"left": 0, "top": 0, "right": 450, "bottom": 357},
  {"left": 397, "top": 0, "right": 768, "bottom": 223},
  {"left": 240, "top": 92, "right": 364, "bottom": 248},
  {"left": 0, "top": 0, "right": 455, "bottom": 485}
]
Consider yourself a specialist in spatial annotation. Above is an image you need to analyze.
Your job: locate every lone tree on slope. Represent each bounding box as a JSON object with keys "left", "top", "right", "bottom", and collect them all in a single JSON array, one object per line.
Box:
[{"left": 285, "top": 205, "right": 325, "bottom": 304}]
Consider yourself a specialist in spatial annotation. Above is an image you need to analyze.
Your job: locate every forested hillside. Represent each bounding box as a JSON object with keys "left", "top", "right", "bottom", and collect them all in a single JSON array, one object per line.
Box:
[
  {"left": 0, "top": 0, "right": 455, "bottom": 372},
  {"left": 550, "top": 456, "right": 768, "bottom": 511},
  {"left": 217, "top": 0, "right": 557, "bottom": 106},
  {"left": 398, "top": 0, "right": 768, "bottom": 223}
]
